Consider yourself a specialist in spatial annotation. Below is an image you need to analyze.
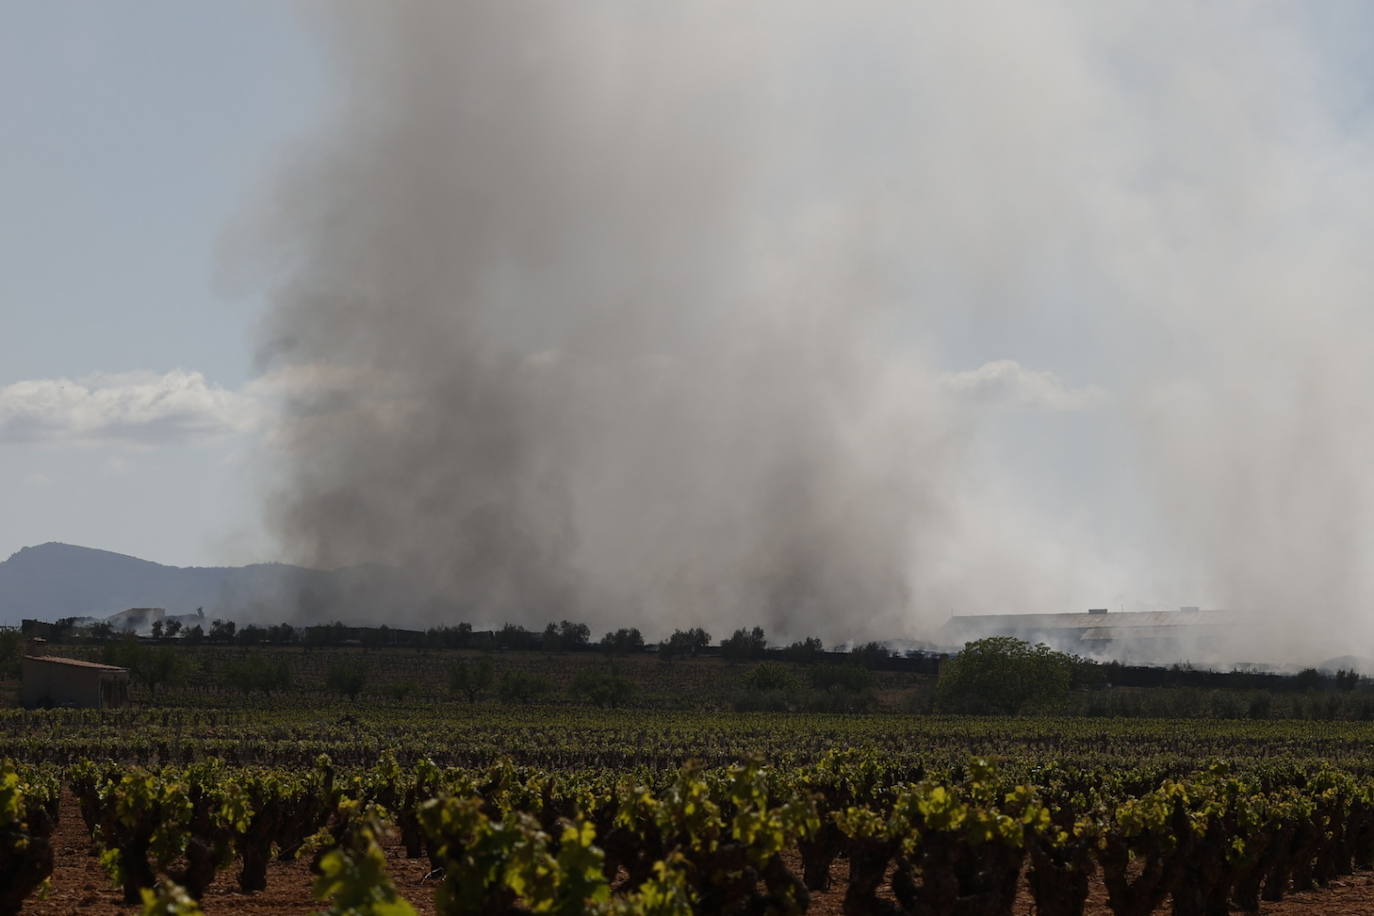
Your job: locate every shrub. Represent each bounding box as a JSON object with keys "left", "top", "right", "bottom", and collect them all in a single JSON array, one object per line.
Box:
[
  {"left": 571, "top": 666, "right": 633, "bottom": 708},
  {"left": 849, "top": 641, "right": 891, "bottom": 668},
  {"left": 542, "top": 621, "right": 591, "bottom": 651},
  {"left": 447, "top": 657, "right": 494, "bottom": 703},
  {"left": 494, "top": 624, "right": 539, "bottom": 651},
  {"left": 101, "top": 640, "right": 192, "bottom": 696},
  {"left": 0, "top": 630, "right": 21, "bottom": 679},
  {"left": 386, "top": 679, "right": 420, "bottom": 702},
  {"left": 325, "top": 659, "right": 368, "bottom": 701},
  {"left": 782, "top": 637, "right": 823, "bottom": 664},
  {"left": 721, "top": 627, "right": 767, "bottom": 662},
  {"left": 807, "top": 663, "right": 874, "bottom": 693},
  {"left": 224, "top": 654, "right": 292, "bottom": 696},
  {"left": 743, "top": 663, "right": 799, "bottom": 692},
  {"left": 497, "top": 671, "right": 550, "bottom": 704},
  {"left": 599, "top": 628, "right": 645, "bottom": 655},
  {"left": 935, "top": 637, "right": 1073, "bottom": 715},
  {"left": 659, "top": 628, "right": 711, "bottom": 661}
]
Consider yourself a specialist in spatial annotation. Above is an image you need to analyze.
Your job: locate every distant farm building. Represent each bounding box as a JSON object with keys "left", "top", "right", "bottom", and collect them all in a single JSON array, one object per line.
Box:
[
  {"left": 940, "top": 608, "right": 1241, "bottom": 662},
  {"left": 107, "top": 607, "right": 165, "bottom": 634},
  {"left": 21, "top": 647, "right": 129, "bottom": 709}
]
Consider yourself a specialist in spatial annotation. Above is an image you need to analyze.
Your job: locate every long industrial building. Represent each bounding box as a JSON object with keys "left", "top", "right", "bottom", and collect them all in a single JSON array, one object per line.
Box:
[{"left": 940, "top": 607, "right": 1242, "bottom": 662}]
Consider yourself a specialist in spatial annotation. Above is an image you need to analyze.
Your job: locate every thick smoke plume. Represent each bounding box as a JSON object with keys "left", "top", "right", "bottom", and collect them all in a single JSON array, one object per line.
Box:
[{"left": 249, "top": 3, "right": 1374, "bottom": 660}]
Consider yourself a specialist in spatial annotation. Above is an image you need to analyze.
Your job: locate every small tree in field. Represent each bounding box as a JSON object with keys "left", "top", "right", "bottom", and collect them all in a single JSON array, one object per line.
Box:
[
  {"left": 139, "top": 646, "right": 189, "bottom": 697},
  {"left": 0, "top": 631, "right": 23, "bottom": 679},
  {"left": 101, "top": 639, "right": 190, "bottom": 697},
  {"left": 448, "top": 657, "right": 494, "bottom": 703},
  {"left": 782, "top": 637, "right": 823, "bottom": 664},
  {"left": 659, "top": 627, "right": 712, "bottom": 661},
  {"left": 935, "top": 636, "right": 1073, "bottom": 715},
  {"left": 326, "top": 658, "right": 368, "bottom": 701},
  {"left": 225, "top": 655, "right": 293, "bottom": 696},
  {"left": 571, "top": 666, "right": 634, "bottom": 708},
  {"left": 599, "top": 627, "right": 645, "bottom": 655},
  {"left": 721, "top": 626, "right": 767, "bottom": 661}
]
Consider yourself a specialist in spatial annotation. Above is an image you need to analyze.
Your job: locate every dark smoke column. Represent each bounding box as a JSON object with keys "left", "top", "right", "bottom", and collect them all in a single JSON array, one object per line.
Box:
[{"left": 256, "top": 3, "right": 946, "bottom": 636}]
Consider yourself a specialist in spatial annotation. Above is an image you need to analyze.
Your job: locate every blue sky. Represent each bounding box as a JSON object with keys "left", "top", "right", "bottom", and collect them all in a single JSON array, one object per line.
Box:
[{"left": 2, "top": 2, "right": 325, "bottom": 565}]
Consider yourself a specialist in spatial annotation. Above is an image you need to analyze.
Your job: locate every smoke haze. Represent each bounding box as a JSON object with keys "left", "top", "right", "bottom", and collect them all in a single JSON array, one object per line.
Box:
[{"left": 245, "top": 3, "right": 1374, "bottom": 660}]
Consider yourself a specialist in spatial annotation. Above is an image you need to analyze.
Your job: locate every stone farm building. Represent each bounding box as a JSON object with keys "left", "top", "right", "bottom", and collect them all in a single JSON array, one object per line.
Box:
[
  {"left": 21, "top": 653, "right": 130, "bottom": 709},
  {"left": 940, "top": 607, "right": 1243, "bottom": 663}
]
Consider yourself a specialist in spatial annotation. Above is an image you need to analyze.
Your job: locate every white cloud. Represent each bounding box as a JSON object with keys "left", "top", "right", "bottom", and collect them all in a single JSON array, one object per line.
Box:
[
  {"left": 0, "top": 370, "right": 258, "bottom": 446},
  {"left": 939, "top": 360, "right": 1108, "bottom": 412}
]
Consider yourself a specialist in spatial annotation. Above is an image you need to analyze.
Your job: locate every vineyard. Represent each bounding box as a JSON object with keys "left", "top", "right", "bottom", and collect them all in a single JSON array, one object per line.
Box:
[{"left": 6, "top": 707, "right": 1374, "bottom": 913}]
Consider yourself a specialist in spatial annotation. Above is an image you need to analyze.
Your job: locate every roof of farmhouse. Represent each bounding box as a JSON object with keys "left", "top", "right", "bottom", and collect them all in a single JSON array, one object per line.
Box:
[
  {"left": 943, "top": 609, "right": 1241, "bottom": 632},
  {"left": 23, "top": 655, "right": 128, "bottom": 672}
]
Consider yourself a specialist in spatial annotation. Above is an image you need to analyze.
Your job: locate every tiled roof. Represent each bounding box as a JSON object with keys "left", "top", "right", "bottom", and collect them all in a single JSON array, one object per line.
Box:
[
  {"left": 23, "top": 655, "right": 128, "bottom": 672},
  {"left": 944, "top": 610, "right": 1241, "bottom": 632}
]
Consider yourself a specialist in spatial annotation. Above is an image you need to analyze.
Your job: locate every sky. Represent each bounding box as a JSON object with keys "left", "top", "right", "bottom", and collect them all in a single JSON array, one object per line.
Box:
[
  {"left": 2, "top": 2, "right": 327, "bottom": 566},
  {"left": 5, "top": 3, "right": 1374, "bottom": 652}
]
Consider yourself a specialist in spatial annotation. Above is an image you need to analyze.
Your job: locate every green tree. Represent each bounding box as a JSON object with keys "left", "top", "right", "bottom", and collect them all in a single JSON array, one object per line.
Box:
[
  {"left": 849, "top": 641, "right": 891, "bottom": 669},
  {"left": 598, "top": 627, "right": 645, "bottom": 655},
  {"left": 1294, "top": 668, "right": 1325, "bottom": 691},
  {"left": 659, "top": 627, "right": 711, "bottom": 661},
  {"left": 224, "top": 654, "right": 293, "bottom": 696},
  {"left": 326, "top": 658, "right": 368, "bottom": 701},
  {"left": 497, "top": 670, "right": 550, "bottom": 704},
  {"left": 139, "top": 646, "right": 190, "bottom": 696},
  {"left": 0, "top": 630, "right": 21, "bottom": 679},
  {"left": 721, "top": 626, "right": 767, "bottom": 662},
  {"left": 782, "top": 637, "right": 823, "bottom": 664},
  {"left": 447, "top": 657, "right": 494, "bottom": 703},
  {"left": 494, "top": 623, "right": 538, "bottom": 651},
  {"left": 570, "top": 666, "right": 633, "bottom": 708},
  {"left": 102, "top": 640, "right": 190, "bottom": 697},
  {"left": 743, "top": 662, "right": 798, "bottom": 692},
  {"left": 935, "top": 636, "right": 1074, "bottom": 715},
  {"left": 560, "top": 620, "right": 591, "bottom": 648}
]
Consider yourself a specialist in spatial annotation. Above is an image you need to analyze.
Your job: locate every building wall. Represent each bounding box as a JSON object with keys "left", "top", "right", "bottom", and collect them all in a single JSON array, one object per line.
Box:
[{"left": 21, "top": 658, "right": 128, "bottom": 709}]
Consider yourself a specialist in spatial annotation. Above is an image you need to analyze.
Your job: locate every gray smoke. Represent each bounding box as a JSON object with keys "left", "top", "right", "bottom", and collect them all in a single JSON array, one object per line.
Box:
[
  {"left": 250, "top": 3, "right": 965, "bottom": 639},
  {"left": 245, "top": 3, "right": 1374, "bottom": 659}
]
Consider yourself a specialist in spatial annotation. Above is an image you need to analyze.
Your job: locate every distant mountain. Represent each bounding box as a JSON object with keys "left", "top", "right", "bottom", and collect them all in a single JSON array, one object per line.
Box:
[
  {"left": 0, "top": 542, "right": 445, "bottom": 627},
  {"left": 1318, "top": 655, "right": 1374, "bottom": 676}
]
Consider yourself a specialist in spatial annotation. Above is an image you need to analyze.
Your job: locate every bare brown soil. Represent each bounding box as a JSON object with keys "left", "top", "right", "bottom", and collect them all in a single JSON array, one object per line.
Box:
[{"left": 24, "top": 791, "right": 1374, "bottom": 914}]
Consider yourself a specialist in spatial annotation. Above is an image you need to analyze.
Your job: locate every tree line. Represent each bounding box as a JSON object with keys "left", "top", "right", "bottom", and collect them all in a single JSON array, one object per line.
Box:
[{"left": 20, "top": 616, "right": 927, "bottom": 669}]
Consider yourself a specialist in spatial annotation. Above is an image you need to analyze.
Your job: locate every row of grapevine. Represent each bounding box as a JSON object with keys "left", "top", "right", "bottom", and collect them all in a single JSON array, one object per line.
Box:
[
  {"left": 0, "top": 761, "right": 59, "bottom": 916},
  {"left": 70, "top": 757, "right": 337, "bottom": 903},
  {"left": 9, "top": 706, "right": 1374, "bottom": 772},
  {"left": 35, "top": 753, "right": 1374, "bottom": 914}
]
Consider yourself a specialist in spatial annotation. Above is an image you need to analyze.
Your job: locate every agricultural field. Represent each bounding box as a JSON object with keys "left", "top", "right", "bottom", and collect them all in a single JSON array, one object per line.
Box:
[
  {"left": 6, "top": 645, "right": 1374, "bottom": 913},
  {"left": 8, "top": 661, "right": 1374, "bottom": 911}
]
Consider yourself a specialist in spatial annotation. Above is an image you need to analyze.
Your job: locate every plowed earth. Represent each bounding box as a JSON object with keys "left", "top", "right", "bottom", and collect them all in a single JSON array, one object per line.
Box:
[{"left": 23, "top": 792, "right": 1374, "bottom": 915}]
